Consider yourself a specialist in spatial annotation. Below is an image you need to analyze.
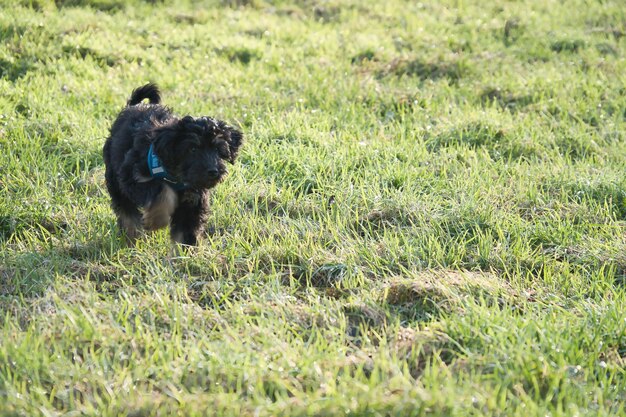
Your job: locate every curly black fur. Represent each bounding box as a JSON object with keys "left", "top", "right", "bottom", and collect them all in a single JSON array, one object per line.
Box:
[{"left": 103, "top": 83, "right": 243, "bottom": 245}]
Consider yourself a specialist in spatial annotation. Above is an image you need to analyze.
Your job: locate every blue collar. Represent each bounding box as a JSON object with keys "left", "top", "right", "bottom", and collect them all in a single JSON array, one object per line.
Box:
[{"left": 147, "top": 144, "right": 187, "bottom": 190}]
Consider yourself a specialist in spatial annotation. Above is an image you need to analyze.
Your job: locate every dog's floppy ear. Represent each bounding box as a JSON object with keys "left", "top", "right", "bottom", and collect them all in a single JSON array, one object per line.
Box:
[
  {"left": 151, "top": 121, "right": 185, "bottom": 163},
  {"left": 225, "top": 128, "right": 243, "bottom": 164},
  {"left": 153, "top": 117, "right": 197, "bottom": 151}
]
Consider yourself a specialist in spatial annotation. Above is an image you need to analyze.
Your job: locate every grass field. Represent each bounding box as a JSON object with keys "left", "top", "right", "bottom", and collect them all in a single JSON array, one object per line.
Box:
[{"left": 1, "top": 0, "right": 626, "bottom": 415}]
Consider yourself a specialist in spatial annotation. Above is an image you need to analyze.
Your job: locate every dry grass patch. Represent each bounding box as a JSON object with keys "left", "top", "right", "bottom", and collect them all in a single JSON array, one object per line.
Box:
[{"left": 384, "top": 270, "right": 520, "bottom": 315}]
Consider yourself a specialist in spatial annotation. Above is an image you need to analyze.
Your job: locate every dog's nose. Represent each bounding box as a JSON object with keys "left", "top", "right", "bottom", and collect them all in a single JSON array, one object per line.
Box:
[{"left": 207, "top": 169, "right": 219, "bottom": 179}]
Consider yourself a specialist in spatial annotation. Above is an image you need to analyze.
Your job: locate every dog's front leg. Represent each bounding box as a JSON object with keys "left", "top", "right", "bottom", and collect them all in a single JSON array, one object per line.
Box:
[
  {"left": 143, "top": 184, "right": 179, "bottom": 231},
  {"left": 170, "top": 190, "right": 210, "bottom": 245}
]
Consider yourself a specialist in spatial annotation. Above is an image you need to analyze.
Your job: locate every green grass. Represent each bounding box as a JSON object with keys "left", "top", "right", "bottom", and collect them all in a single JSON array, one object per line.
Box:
[{"left": 1, "top": 0, "right": 625, "bottom": 415}]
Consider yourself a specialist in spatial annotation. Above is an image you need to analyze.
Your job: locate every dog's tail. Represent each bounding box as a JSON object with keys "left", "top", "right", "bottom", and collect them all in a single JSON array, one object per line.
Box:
[{"left": 127, "top": 83, "right": 161, "bottom": 106}]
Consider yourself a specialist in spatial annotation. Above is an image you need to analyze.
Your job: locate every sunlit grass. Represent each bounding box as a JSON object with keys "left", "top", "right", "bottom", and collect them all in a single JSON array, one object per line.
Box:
[{"left": 1, "top": 0, "right": 625, "bottom": 415}]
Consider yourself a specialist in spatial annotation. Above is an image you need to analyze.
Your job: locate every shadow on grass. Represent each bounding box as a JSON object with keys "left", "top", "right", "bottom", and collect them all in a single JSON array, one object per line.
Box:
[
  {"left": 54, "top": 0, "right": 163, "bottom": 12},
  {"left": 0, "top": 233, "right": 124, "bottom": 299},
  {"left": 378, "top": 56, "right": 472, "bottom": 83},
  {"left": 0, "top": 56, "right": 36, "bottom": 81},
  {"left": 480, "top": 87, "right": 536, "bottom": 112}
]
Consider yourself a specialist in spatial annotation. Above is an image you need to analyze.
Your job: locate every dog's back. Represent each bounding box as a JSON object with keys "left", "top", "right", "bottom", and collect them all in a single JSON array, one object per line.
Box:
[{"left": 104, "top": 84, "right": 172, "bottom": 167}]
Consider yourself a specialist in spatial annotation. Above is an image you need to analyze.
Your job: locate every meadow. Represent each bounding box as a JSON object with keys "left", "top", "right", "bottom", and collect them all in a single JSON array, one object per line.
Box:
[{"left": 1, "top": 0, "right": 625, "bottom": 415}]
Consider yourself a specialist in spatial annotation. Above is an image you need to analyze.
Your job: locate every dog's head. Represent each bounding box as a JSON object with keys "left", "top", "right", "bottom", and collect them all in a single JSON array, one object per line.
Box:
[{"left": 152, "top": 116, "right": 243, "bottom": 189}]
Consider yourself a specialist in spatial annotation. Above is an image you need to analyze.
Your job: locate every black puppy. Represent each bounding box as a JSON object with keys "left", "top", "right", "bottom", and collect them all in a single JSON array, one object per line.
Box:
[{"left": 103, "top": 83, "right": 243, "bottom": 245}]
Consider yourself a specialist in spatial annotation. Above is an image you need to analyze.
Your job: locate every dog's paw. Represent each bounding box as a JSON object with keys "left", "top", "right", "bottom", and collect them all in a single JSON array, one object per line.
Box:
[
  {"left": 171, "top": 230, "right": 198, "bottom": 246},
  {"left": 118, "top": 214, "right": 142, "bottom": 244}
]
